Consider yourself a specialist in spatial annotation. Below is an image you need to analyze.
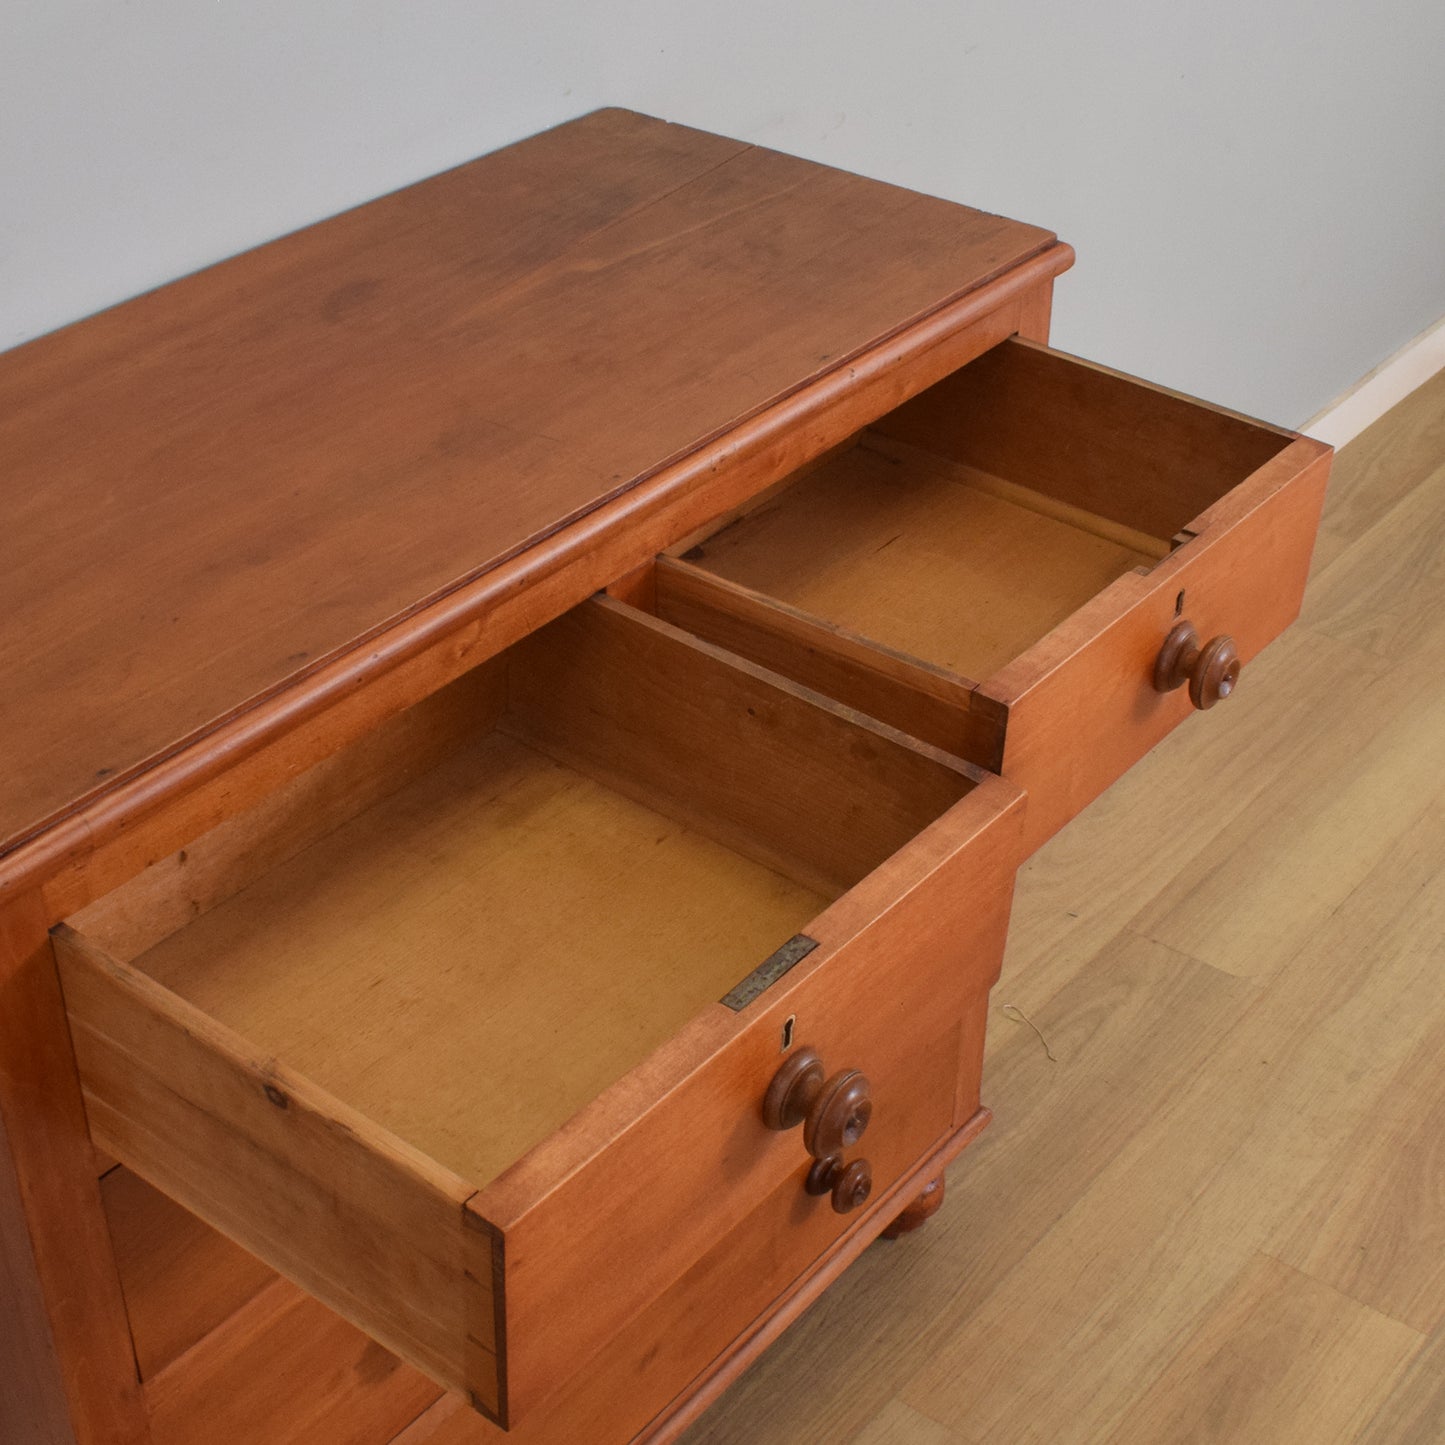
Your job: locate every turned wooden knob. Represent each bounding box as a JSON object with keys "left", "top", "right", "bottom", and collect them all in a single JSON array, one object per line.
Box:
[
  {"left": 803, "top": 1069, "right": 872, "bottom": 1159},
  {"left": 763, "top": 1052, "right": 873, "bottom": 1158},
  {"left": 762, "top": 1048, "right": 825, "bottom": 1131},
  {"left": 1153, "top": 620, "right": 1241, "bottom": 710},
  {"left": 805, "top": 1155, "right": 874, "bottom": 1214}
]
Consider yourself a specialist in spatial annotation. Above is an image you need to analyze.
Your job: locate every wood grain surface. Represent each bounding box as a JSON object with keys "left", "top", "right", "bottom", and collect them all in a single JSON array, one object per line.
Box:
[
  {"left": 100, "top": 1167, "right": 275, "bottom": 1381},
  {"left": 54, "top": 923, "right": 503, "bottom": 1414},
  {"left": 0, "top": 107, "right": 1054, "bottom": 862},
  {"left": 386, "top": 1114, "right": 996, "bottom": 1445},
  {"left": 53, "top": 589, "right": 1013, "bottom": 1431},
  {"left": 873, "top": 335, "right": 1296, "bottom": 539},
  {"left": 121, "top": 731, "right": 829, "bottom": 1186},
  {"left": 144, "top": 1278, "right": 440, "bottom": 1445},
  {"left": 683, "top": 436, "right": 1163, "bottom": 683},
  {"left": 0, "top": 896, "right": 149, "bottom": 1445},
  {"left": 651, "top": 556, "right": 1007, "bottom": 770}
]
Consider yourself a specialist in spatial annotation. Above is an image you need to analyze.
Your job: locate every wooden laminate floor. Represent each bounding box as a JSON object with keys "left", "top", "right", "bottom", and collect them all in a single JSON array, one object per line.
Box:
[{"left": 680, "top": 370, "right": 1445, "bottom": 1445}]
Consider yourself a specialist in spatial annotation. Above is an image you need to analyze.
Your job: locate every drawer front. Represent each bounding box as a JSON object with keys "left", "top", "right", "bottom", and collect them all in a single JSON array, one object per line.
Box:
[
  {"left": 488, "top": 1038, "right": 993, "bottom": 1445},
  {"left": 476, "top": 767, "right": 1024, "bottom": 1424},
  {"left": 876, "top": 337, "right": 1333, "bottom": 851},
  {"left": 987, "top": 433, "right": 1331, "bottom": 850}
]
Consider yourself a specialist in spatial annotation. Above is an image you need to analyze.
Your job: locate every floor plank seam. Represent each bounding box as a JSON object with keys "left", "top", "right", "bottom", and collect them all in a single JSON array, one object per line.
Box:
[{"left": 1255, "top": 1249, "right": 1435, "bottom": 1341}]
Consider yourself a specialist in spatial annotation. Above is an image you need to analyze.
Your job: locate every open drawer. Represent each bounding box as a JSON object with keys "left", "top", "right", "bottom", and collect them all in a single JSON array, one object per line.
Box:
[
  {"left": 650, "top": 337, "right": 1332, "bottom": 851},
  {"left": 53, "top": 596, "right": 1023, "bottom": 1432}
]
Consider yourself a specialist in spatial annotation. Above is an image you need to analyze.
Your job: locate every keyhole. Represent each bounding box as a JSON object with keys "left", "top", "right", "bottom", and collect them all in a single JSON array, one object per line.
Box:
[{"left": 781, "top": 1015, "right": 796, "bottom": 1051}]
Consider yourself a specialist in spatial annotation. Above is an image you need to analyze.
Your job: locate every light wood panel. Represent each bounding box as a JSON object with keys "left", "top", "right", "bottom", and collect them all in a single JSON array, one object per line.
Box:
[
  {"left": 144, "top": 1279, "right": 440, "bottom": 1445},
  {"left": 676, "top": 374, "right": 1445, "bottom": 1443},
  {"left": 686, "top": 438, "right": 1160, "bottom": 683},
  {"left": 100, "top": 1167, "right": 285, "bottom": 1380},
  {"left": 1310, "top": 366, "right": 1445, "bottom": 564},
  {"left": 1105, "top": 1254, "right": 1418, "bottom": 1445},
  {"left": 894, "top": 788, "right": 1445, "bottom": 1443},
  {"left": 122, "top": 731, "right": 827, "bottom": 1185},
  {"left": 1355, "top": 1327, "right": 1445, "bottom": 1445},
  {"left": 53, "top": 924, "right": 501, "bottom": 1413},
  {"left": 1130, "top": 636, "right": 1445, "bottom": 977},
  {"left": 1270, "top": 1012, "right": 1445, "bottom": 1334},
  {"left": 852, "top": 1401, "right": 966, "bottom": 1444},
  {"left": 1304, "top": 464, "right": 1445, "bottom": 660}
]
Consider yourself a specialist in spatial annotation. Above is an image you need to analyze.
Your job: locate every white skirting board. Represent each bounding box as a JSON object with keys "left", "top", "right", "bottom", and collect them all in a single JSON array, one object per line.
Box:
[{"left": 1304, "top": 313, "right": 1445, "bottom": 449}]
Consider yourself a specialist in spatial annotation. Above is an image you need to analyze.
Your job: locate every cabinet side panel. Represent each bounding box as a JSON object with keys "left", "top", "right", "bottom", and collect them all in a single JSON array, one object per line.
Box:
[
  {"left": 0, "top": 1114, "right": 75, "bottom": 1445},
  {"left": 0, "top": 896, "right": 149, "bottom": 1445}
]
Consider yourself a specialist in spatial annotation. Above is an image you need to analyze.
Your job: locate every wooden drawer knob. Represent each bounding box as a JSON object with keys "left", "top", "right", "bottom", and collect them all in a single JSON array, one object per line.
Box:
[
  {"left": 761, "top": 1048, "right": 825, "bottom": 1131},
  {"left": 805, "top": 1155, "right": 874, "bottom": 1214},
  {"left": 803, "top": 1068, "right": 872, "bottom": 1160},
  {"left": 763, "top": 1051, "right": 872, "bottom": 1158},
  {"left": 1154, "top": 620, "right": 1241, "bottom": 710}
]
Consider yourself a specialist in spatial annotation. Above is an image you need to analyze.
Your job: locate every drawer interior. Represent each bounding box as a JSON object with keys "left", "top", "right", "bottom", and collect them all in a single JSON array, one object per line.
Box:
[
  {"left": 86, "top": 730, "right": 824, "bottom": 1188},
  {"left": 658, "top": 336, "right": 1297, "bottom": 694},
  {"left": 674, "top": 431, "right": 1167, "bottom": 684},
  {"left": 66, "top": 595, "right": 978, "bottom": 1193}
]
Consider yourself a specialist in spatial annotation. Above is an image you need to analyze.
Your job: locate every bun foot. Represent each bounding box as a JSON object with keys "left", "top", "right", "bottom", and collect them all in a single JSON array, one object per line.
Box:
[{"left": 879, "top": 1175, "right": 945, "bottom": 1240}]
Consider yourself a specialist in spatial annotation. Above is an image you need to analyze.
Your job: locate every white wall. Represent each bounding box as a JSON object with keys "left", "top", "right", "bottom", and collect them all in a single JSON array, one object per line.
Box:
[{"left": 4, "top": 1, "right": 1442, "bottom": 426}]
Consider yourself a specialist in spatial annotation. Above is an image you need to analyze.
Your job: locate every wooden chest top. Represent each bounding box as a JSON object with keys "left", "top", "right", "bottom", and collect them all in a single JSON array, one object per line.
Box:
[{"left": 0, "top": 108, "right": 1053, "bottom": 858}]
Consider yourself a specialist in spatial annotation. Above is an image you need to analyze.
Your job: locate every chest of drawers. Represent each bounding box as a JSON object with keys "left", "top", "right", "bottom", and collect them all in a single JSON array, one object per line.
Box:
[{"left": 0, "top": 109, "right": 1328, "bottom": 1444}]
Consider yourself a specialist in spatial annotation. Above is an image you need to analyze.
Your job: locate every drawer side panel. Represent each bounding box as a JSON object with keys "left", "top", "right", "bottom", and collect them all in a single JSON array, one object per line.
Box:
[{"left": 51, "top": 925, "right": 502, "bottom": 1417}]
